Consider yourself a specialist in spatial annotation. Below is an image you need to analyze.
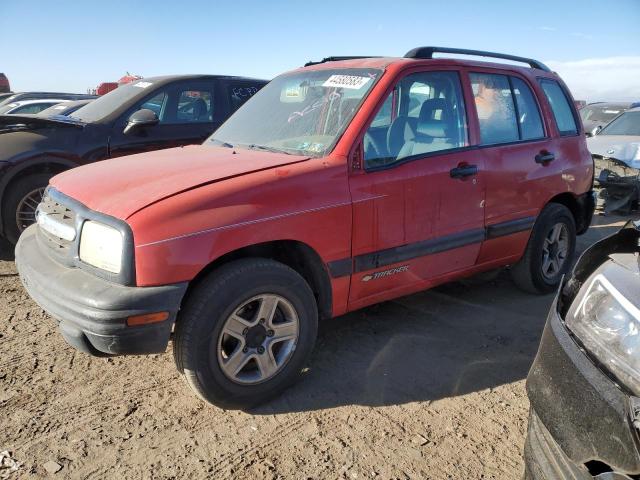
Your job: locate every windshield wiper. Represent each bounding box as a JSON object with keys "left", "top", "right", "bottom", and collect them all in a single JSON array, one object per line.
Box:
[
  {"left": 210, "top": 138, "right": 234, "bottom": 148},
  {"left": 246, "top": 144, "right": 292, "bottom": 155}
]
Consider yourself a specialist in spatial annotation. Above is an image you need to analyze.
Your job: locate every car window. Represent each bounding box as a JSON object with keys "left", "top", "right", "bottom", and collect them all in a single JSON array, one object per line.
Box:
[
  {"left": 13, "top": 102, "right": 58, "bottom": 114},
  {"left": 363, "top": 71, "right": 468, "bottom": 169},
  {"left": 228, "top": 84, "right": 260, "bottom": 111},
  {"left": 539, "top": 79, "right": 578, "bottom": 136},
  {"left": 134, "top": 92, "right": 168, "bottom": 122},
  {"left": 470, "top": 73, "right": 519, "bottom": 145},
  {"left": 370, "top": 93, "right": 393, "bottom": 128},
  {"left": 209, "top": 68, "right": 381, "bottom": 157},
  {"left": 511, "top": 77, "right": 544, "bottom": 140},
  {"left": 599, "top": 110, "right": 640, "bottom": 136},
  {"left": 177, "top": 90, "right": 213, "bottom": 123}
]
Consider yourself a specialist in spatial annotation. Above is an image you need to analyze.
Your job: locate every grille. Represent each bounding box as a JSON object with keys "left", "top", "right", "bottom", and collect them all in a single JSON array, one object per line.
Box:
[{"left": 37, "top": 192, "right": 76, "bottom": 254}]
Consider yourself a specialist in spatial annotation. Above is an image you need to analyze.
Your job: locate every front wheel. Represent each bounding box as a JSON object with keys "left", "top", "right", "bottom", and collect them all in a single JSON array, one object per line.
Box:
[
  {"left": 2, "top": 173, "right": 52, "bottom": 244},
  {"left": 510, "top": 203, "right": 576, "bottom": 294},
  {"left": 173, "top": 258, "right": 318, "bottom": 409}
]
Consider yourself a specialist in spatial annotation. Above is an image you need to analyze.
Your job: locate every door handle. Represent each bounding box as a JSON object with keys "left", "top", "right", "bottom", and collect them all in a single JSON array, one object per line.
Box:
[
  {"left": 450, "top": 164, "right": 478, "bottom": 179},
  {"left": 535, "top": 151, "right": 555, "bottom": 164}
]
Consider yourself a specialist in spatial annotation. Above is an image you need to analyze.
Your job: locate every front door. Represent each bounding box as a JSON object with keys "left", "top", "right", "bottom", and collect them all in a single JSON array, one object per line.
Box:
[
  {"left": 108, "top": 80, "right": 223, "bottom": 158},
  {"left": 348, "top": 69, "right": 485, "bottom": 309}
]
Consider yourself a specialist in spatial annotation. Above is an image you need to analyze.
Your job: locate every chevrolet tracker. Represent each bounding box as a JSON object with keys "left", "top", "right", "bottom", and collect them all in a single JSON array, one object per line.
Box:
[
  {"left": 16, "top": 47, "right": 596, "bottom": 408},
  {"left": 525, "top": 221, "right": 640, "bottom": 479}
]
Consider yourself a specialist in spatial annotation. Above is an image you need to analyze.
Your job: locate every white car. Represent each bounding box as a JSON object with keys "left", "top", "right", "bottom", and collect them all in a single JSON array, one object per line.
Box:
[
  {"left": 587, "top": 107, "right": 640, "bottom": 213},
  {"left": 0, "top": 99, "right": 70, "bottom": 115},
  {"left": 588, "top": 107, "right": 640, "bottom": 168}
]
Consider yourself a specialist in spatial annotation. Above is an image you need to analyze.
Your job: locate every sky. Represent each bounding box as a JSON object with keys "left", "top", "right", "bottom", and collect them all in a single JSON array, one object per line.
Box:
[{"left": 1, "top": 0, "right": 639, "bottom": 102}]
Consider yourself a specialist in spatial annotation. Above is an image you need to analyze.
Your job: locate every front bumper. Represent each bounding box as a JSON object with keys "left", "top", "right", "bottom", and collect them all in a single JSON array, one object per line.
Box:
[
  {"left": 15, "top": 225, "right": 188, "bottom": 356},
  {"left": 524, "top": 297, "right": 640, "bottom": 479}
]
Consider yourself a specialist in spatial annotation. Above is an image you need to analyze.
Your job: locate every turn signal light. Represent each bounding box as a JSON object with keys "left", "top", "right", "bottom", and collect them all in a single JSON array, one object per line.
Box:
[{"left": 126, "top": 311, "right": 169, "bottom": 326}]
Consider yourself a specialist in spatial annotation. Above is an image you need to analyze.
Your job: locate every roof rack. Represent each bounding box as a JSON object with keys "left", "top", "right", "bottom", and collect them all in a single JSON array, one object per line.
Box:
[
  {"left": 404, "top": 46, "right": 551, "bottom": 72},
  {"left": 304, "top": 56, "right": 381, "bottom": 67}
]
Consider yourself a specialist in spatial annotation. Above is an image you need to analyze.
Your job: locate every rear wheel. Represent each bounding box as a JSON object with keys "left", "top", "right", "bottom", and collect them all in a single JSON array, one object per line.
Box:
[
  {"left": 173, "top": 258, "right": 318, "bottom": 409},
  {"left": 510, "top": 203, "right": 576, "bottom": 294},
  {"left": 2, "top": 173, "right": 52, "bottom": 244}
]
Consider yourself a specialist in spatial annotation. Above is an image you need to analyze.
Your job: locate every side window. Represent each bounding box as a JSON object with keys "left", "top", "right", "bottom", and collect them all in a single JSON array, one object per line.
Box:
[
  {"left": 470, "top": 73, "right": 519, "bottom": 145},
  {"left": 511, "top": 77, "right": 544, "bottom": 140},
  {"left": 539, "top": 79, "right": 578, "bottom": 135},
  {"left": 176, "top": 89, "right": 213, "bottom": 123},
  {"left": 364, "top": 71, "right": 468, "bottom": 169},
  {"left": 370, "top": 93, "right": 393, "bottom": 128},
  {"left": 228, "top": 84, "right": 260, "bottom": 111},
  {"left": 136, "top": 91, "right": 168, "bottom": 123}
]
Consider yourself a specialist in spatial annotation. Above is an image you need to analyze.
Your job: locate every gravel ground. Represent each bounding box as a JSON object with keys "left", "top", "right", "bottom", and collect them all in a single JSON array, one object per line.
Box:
[{"left": 0, "top": 213, "right": 635, "bottom": 479}]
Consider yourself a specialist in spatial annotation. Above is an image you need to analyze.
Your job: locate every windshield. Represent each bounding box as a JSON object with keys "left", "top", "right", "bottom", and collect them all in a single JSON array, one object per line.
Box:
[
  {"left": 68, "top": 81, "right": 151, "bottom": 123},
  {"left": 599, "top": 110, "right": 640, "bottom": 136},
  {"left": 208, "top": 68, "right": 382, "bottom": 157},
  {"left": 580, "top": 105, "right": 626, "bottom": 123}
]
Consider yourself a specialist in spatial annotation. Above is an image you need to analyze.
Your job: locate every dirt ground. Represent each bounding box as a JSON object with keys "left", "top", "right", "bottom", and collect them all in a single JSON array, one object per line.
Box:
[{"left": 0, "top": 213, "right": 636, "bottom": 479}]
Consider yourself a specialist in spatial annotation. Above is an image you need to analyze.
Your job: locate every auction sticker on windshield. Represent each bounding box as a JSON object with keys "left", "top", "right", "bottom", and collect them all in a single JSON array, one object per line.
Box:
[
  {"left": 133, "top": 81, "right": 153, "bottom": 89},
  {"left": 322, "top": 75, "right": 371, "bottom": 90}
]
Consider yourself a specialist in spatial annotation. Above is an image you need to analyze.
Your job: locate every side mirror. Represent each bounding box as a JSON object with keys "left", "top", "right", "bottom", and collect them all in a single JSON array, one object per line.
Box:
[
  {"left": 123, "top": 108, "right": 159, "bottom": 135},
  {"left": 591, "top": 125, "right": 602, "bottom": 137}
]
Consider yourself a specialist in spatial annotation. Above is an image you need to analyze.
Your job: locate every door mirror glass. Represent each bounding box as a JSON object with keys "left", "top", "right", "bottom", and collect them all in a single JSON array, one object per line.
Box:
[
  {"left": 590, "top": 125, "right": 602, "bottom": 137},
  {"left": 124, "top": 108, "right": 159, "bottom": 134}
]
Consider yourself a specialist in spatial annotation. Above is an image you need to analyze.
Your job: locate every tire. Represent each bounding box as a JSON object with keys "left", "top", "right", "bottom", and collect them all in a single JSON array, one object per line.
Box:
[
  {"left": 510, "top": 203, "right": 576, "bottom": 294},
  {"left": 173, "top": 258, "right": 318, "bottom": 409},
  {"left": 2, "top": 173, "right": 52, "bottom": 244}
]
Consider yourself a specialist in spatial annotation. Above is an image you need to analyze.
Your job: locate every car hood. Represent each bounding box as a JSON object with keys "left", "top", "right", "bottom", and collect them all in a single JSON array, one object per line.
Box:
[
  {"left": 0, "top": 114, "right": 84, "bottom": 133},
  {"left": 50, "top": 145, "right": 310, "bottom": 220},
  {"left": 587, "top": 135, "right": 640, "bottom": 167}
]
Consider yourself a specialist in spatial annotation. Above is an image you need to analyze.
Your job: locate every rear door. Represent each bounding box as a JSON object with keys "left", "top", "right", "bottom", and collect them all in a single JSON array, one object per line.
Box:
[
  {"left": 108, "top": 79, "right": 222, "bottom": 158},
  {"left": 348, "top": 68, "right": 485, "bottom": 309},
  {"left": 467, "top": 70, "right": 555, "bottom": 264}
]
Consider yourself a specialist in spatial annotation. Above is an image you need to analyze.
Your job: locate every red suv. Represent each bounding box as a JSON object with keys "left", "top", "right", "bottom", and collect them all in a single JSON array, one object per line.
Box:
[{"left": 16, "top": 47, "right": 595, "bottom": 408}]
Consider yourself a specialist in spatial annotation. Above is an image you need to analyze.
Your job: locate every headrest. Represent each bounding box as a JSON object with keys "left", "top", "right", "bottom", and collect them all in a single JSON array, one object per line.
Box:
[
  {"left": 419, "top": 98, "right": 449, "bottom": 122},
  {"left": 416, "top": 120, "right": 448, "bottom": 138}
]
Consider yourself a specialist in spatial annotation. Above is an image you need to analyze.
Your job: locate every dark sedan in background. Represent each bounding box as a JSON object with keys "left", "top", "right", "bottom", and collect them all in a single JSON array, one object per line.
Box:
[
  {"left": 525, "top": 222, "right": 640, "bottom": 479},
  {"left": 0, "top": 74, "right": 267, "bottom": 243}
]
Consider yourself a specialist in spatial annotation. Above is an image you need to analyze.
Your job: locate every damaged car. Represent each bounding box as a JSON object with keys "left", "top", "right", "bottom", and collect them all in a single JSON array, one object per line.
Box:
[
  {"left": 0, "top": 74, "right": 267, "bottom": 243},
  {"left": 525, "top": 220, "right": 640, "bottom": 479},
  {"left": 16, "top": 47, "right": 595, "bottom": 408},
  {"left": 588, "top": 107, "right": 640, "bottom": 214}
]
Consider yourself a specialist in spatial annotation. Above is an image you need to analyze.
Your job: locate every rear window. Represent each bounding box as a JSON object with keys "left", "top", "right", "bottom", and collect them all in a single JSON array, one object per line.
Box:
[{"left": 539, "top": 79, "right": 578, "bottom": 136}]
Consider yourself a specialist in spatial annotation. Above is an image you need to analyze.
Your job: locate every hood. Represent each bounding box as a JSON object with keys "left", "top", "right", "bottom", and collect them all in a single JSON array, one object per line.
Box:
[
  {"left": 0, "top": 126, "right": 80, "bottom": 163},
  {"left": 51, "top": 145, "right": 310, "bottom": 219},
  {"left": 587, "top": 135, "right": 640, "bottom": 167},
  {"left": 0, "top": 114, "right": 84, "bottom": 134}
]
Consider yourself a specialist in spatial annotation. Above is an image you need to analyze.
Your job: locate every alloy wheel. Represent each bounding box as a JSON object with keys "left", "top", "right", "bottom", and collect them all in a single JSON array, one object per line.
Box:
[
  {"left": 217, "top": 294, "right": 299, "bottom": 384},
  {"left": 541, "top": 222, "right": 569, "bottom": 280},
  {"left": 15, "top": 187, "right": 46, "bottom": 233}
]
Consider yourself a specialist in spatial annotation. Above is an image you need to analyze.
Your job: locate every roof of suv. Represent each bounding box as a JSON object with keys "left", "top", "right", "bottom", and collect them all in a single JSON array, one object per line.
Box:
[{"left": 301, "top": 47, "right": 554, "bottom": 76}]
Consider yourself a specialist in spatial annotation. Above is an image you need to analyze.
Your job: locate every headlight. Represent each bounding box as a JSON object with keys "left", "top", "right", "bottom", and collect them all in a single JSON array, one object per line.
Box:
[
  {"left": 79, "top": 221, "right": 124, "bottom": 274},
  {"left": 567, "top": 272, "right": 640, "bottom": 393}
]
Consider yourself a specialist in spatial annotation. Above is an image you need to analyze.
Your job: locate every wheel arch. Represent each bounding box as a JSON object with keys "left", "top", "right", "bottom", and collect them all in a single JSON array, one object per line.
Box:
[
  {"left": 546, "top": 192, "right": 583, "bottom": 232},
  {"left": 179, "top": 239, "right": 333, "bottom": 322},
  {"left": 0, "top": 157, "right": 76, "bottom": 235}
]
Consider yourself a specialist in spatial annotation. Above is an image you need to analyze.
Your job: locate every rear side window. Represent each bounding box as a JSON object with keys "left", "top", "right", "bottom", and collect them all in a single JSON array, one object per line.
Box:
[
  {"left": 539, "top": 79, "right": 578, "bottom": 135},
  {"left": 228, "top": 84, "right": 261, "bottom": 111},
  {"left": 511, "top": 78, "right": 544, "bottom": 140},
  {"left": 469, "top": 73, "right": 519, "bottom": 145}
]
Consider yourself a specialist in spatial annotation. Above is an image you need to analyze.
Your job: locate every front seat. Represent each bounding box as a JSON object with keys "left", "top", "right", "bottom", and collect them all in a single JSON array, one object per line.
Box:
[
  {"left": 387, "top": 116, "right": 417, "bottom": 158},
  {"left": 398, "top": 100, "right": 456, "bottom": 159},
  {"left": 192, "top": 98, "right": 209, "bottom": 121}
]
